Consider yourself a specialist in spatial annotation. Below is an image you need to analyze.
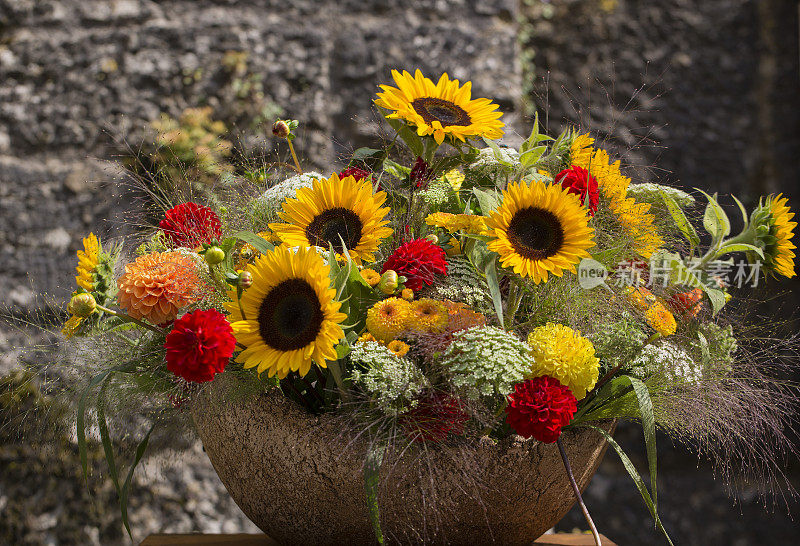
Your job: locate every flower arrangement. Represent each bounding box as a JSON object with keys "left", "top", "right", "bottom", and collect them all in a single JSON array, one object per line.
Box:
[{"left": 53, "top": 69, "right": 798, "bottom": 544}]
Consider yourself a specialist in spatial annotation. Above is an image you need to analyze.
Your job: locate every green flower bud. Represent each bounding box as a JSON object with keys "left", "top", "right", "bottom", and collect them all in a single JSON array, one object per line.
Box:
[
  {"left": 204, "top": 246, "right": 226, "bottom": 265},
  {"left": 68, "top": 293, "right": 97, "bottom": 318},
  {"left": 378, "top": 270, "right": 399, "bottom": 295},
  {"left": 424, "top": 234, "right": 439, "bottom": 245},
  {"left": 272, "top": 120, "right": 290, "bottom": 139}
]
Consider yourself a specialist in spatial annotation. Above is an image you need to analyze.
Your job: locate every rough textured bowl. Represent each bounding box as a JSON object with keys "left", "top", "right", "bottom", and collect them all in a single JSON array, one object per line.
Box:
[{"left": 193, "top": 383, "right": 614, "bottom": 545}]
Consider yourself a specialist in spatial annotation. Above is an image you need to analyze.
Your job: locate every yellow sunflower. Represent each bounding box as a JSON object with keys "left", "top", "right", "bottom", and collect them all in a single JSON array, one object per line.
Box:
[
  {"left": 76, "top": 233, "right": 100, "bottom": 291},
  {"left": 225, "top": 245, "right": 346, "bottom": 378},
  {"left": 484, "top": 180, "right": 595, "bottom": 283},
  {"left": 375, "top": 69, "right": 504, "bottom": 145},
  {"left": 764, "top": 194, "right": 797, "bottom": 278},
  {"left": 570, "top": 133, "right": 662, "bottom": 258},
  {"left": 269, "top": 173, "right": 392, "bottom": 264}
]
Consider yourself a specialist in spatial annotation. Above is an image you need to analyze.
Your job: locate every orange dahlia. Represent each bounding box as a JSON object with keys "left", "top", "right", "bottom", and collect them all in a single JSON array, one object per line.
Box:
[{"left": 117, "top": 251, "right": 203, "bottom": 325}]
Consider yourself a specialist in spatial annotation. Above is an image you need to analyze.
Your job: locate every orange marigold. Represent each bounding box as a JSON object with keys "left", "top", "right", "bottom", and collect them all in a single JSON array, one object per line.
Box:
[{"left": 117, "top": 251, "right": 203, "bottom": 325}]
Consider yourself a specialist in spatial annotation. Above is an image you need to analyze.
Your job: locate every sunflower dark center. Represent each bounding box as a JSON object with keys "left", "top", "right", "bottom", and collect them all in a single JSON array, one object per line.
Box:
[
  {"left": 411, "top": 97, "right": 471, "bottom": 127},
  {"left": 305, "top": 207, "right": 363, "bottom": 253},
  {"left": 257, "top": 278, "right": 324, "bottom": 351},
  {"left": 506, "top": 207, "right": 565, "bottom": 260}
]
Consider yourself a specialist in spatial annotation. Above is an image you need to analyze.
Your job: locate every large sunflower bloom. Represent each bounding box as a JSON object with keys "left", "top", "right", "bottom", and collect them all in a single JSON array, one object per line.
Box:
[
  {"left": 570, "top": 134, "right": 663, "bottom": 258},
  {"left": 375, "top": 69, "right": 504, "bottom": 145},
  {"left": 763, "top": 194, "right": 797, "bottom": 278},
  {"left": 484, "top": 180, "right": 595, "bottom": 283},
  {"left": 269, "top": 173, "right": 392, "bottom": 264},
  {"left": 225, "top": 245, "right": 346, "bottom": 379}
]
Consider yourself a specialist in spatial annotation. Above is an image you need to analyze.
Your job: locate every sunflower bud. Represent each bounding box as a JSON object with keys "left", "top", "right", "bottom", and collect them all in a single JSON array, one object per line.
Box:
[
  {"left": 204, "top": 246, "right": 226, "bottom": 265},
  {"left": 239, "top": 270, "right": 253, "bottom": 289},
  {"left": 378, "top": 270, "right": 399, "bottom": 295},
  {"left": 68, "top": 293, "right": 97, "bottom": 318},
  {"left": 272, "top": 120, "right": 290, "bottom": 139}
]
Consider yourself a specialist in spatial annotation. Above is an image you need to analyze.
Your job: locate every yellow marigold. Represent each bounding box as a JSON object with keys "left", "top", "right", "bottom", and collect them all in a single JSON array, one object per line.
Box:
[
  {"left": 358, "top": 332, "right": 378, "bottom": 344},
  {"left": 401, "top": 288, "right": 414, "bottom": 301},
  {"left": 527, "top": 323, "right": 600, "bottom": 400},
  {"left": 366, "top": 297, "right": 412, "bottom": 342},
  {"left": 361, "top": 268, "right": 382, "bottom": 287},
  {"left": 117, "top": 251, "right": 203, "bottom": 325},
  {"left": 645, "top": 303, "right": 677, "bottom": 337},
  {"left": 387, "top": 339, "right": 411, "bottom": 357},
  {"left": 76, "top": 233, "right": 100, "bottom": 291},
  {"left": 409, "top": 298, "right": 449, "bottom": 333},
  {"left": 442, "top": 300, "right": 486, "bottom": 331},
  {"left": 426, "top": 212, "right": 486, "bottom": 233}
]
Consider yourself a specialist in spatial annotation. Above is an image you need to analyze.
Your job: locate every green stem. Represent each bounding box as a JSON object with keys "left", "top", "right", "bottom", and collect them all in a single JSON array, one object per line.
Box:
[
  {"left": 557, "top": 437, "right": 603, "bottom": 546},
  {"left": 505, "top": 279, "right": 524, "bottom": 326},
  {"left": 96, "top": 305, "right": 165, "bottom": 336},
  {"left": 326, "top": 359, "right": 349, "bottom": 403},
  {"left": 481, "top": 399, "right": 508, "bottom": 437},
  {"left": 287, "top": 139, "right": 302, "bottom": 174}
]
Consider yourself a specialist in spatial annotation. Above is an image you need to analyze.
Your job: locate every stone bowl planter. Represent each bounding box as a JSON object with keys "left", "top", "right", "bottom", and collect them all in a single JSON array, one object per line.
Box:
[{"left": 193, "top": 382, "right": 614, "bottom": 545}]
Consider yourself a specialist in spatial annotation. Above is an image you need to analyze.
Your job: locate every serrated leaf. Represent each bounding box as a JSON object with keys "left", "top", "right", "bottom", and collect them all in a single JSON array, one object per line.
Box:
[
  {"left": 472, "top": 188, "right": 500, "bottom": 215},
  {"left": 696, "top": 189, "right": 730, "bottom": 244},
  {"left": 660, "top": 190, "right": 699, "bottom": 250}
]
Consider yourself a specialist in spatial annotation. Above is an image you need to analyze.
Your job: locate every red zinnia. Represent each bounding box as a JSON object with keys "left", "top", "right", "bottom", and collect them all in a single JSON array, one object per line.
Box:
[
  {"left": 400, "top": 391, "right": 469, "bottom": 443},
  {"left": 505, "top": 376, "right": 577, "bottom": 443},
  {"left": 159, "top": 202, "right": 222, "bottom": 249},
  {"left": 339, "top": 166, "right": 372, "bottom": 182},
  {"left": 669, "top": 287, "right": 703, "bottom": 318},
  {"left": 555, "top": 165, "right": 600, "bottom": 216},
  {"left": 164, "top": 309, "right": 236, "bottom": 383},
  {"left": 382, "top": 238, "right": 447, "bottom": 291}
]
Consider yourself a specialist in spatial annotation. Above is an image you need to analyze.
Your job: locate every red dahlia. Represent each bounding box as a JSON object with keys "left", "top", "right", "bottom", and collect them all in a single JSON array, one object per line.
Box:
[
  {"left": 339, "top": 166, "right": 372, "bottom": 182},
  {"left": 400, "top": 391, "right": 469, "bottom": 443},
  {"left": 409, "top": 157, "right": 435, "bottom": 189},
  {"left": 505, "top": 376, "right": 577, "bottom": 443},
  {"left": 382, "top": 238, "right": 447, "bottom": 291},
  {"left": 555, "top": 165, "right": 600, "bottom": 216},
  {"left": 164, "top": 309, "right": 236, "bottom": 383},
  {"left": 159, "top": 202, "right": 222, "bottom": 249}
]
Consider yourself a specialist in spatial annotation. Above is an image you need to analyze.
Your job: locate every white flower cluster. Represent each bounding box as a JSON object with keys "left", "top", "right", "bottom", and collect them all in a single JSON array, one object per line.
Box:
[
  {"left": 441, "top": 326, "right": 530, "bottom": 399},
  {"left": 256, "top": 171, "right": 326, "bottom": 215},
  {"left": 466, "top": 147, "right": 520, "bottom": 186},
  {"left": 632, "top": 342, "right": 702, "bottom": 384},
  {"left": 350, "top": 341, "right": 429, "bottom": 416},
  {"left": 429, "top": 258, "right": 491, "bottom": 311}
]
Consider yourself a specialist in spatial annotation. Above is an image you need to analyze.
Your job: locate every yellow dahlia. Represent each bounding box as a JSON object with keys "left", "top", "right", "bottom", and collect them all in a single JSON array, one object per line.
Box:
[
  {"left": 645, "top": 302, "right": 677, "bottom": 337},
  {"left": 225, "top": 245, "right": 346, "bottom": 378},
  {"left": 269, "top": 173, "right": 392, "bottom": 264},
  {"left": 527, "top": 323, "right": 600, "bottom": 400},
  {"left": 117, "top": 251, "right": 202, "bottom": 325},
  {"left": 409, "top": 298, "right": 449, "bottom": 333},
  {"left": 484, "top": 180, "right": 595, "bottom": 283},
  {"left": 366, "top": 297, "right": 412, "bottom": 342},
  {"left": 75, "top": 233, "right": 100, "bottom": 291},
  {"left": 375, "top": 69, "right": 504, "bottom": 145},
  {"left": 361, "top": 268, "right": 382, "bottom": 287},
  {"left": 426, "top": 212, "right": 487, "bottom": 234},
  {"left": 570, "top": 133, "right": 662, "bottom": 258},
  {"left": 387, "top": 339, "right": 411, "bottom": 357}
]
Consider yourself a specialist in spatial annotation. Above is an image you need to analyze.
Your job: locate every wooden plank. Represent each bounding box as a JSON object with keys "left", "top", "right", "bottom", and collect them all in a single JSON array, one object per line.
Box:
[
  {"left": 141, "top": 532, "right": 615, "bottom": 545},
  {"left": 534, "top": 533, "right": 617, "bottom": 546}
]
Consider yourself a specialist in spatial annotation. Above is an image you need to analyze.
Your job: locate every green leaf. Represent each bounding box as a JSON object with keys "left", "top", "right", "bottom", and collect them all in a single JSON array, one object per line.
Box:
[
  {"left": 120, "top": 422, "right": 156, "bottom": 539},
  {"left": 657, "top": 251, "right": 728, "bottom": 316},
  {"left": 472, "top": 188, "right": 500, "bottom": 215},
  {"left": 97, "top": 377, "right": 121, "bottom": 497},
  {"left": 696, "top": 189, "right": 730, "bottom": 245},
  {"left": 716, "top": 243, "right": 764, "bottom": 260},
  {"left": 627, "top": 377, "right": 658, "bottom": 512},
  {"left": 350, "top": 147, "right": 387, "bottom": 172},
  {"left": 234, "top": 231, "right": 274, "bottom": 254},
  {"left": 383, "top": 159, "right": 411, "bottom": 179},
  {"left": 660, "top": 190, "right": 699, "bottom": 251},
  {"left": 364, "top": 442, "right": 386, "bottom": 545},
  {"left": 383, "top": 115, "right": 424, "bottom": 158},
  {"left": 519, "top": 145, "right": 547, "bottom": 170},
  {"left": 581, "top": 425, "right": 674, "bottom": 545},
  {"left": 697, "top": 330, "right": 711, "bottom": 369},
  {"left": 483, "top": 256, "right": 505, "bottom": 330},
  {"left": 731, "top": 195, "right": 749, "bottom": 229}
]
